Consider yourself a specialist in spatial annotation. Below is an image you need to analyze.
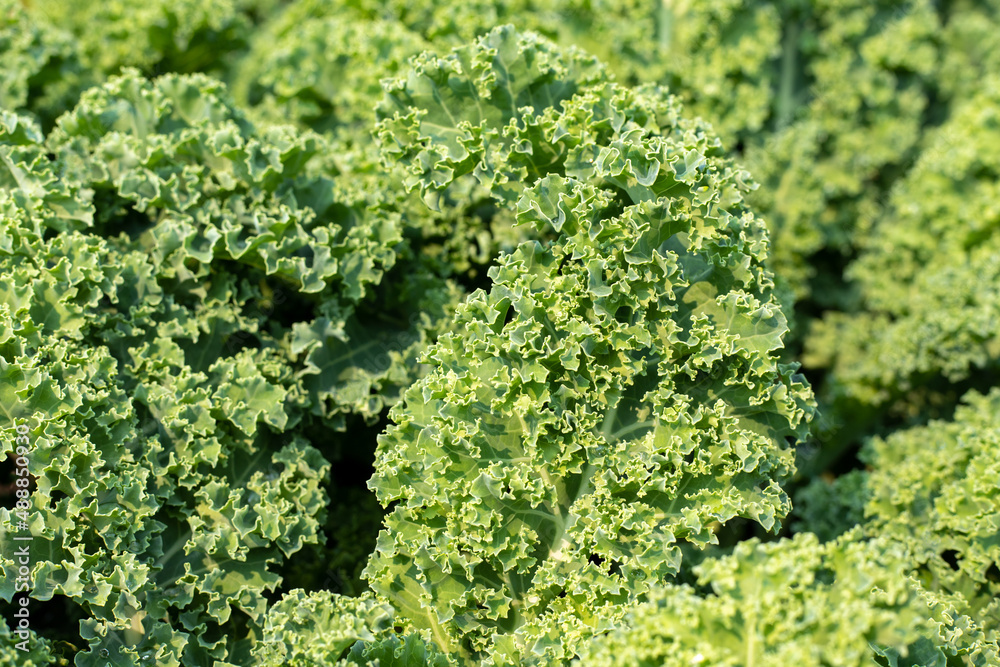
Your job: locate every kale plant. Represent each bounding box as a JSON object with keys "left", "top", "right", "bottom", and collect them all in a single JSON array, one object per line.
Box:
[{"left": 1, "top": 2, "right": 999, "bottom": 666}]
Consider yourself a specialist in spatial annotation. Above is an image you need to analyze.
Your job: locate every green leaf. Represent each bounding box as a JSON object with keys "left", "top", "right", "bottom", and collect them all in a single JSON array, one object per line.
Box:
[{"left": 367, "top": 27, "right": 814, "bottom": 665}]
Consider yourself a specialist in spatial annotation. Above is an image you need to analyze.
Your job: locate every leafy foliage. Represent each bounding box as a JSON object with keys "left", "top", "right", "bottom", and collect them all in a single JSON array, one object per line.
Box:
[
  {"left": 806, "top": 76, "right": 1000, "bottom": 415},
  {"left": 255, "top": 590, "right": 452, "bottom": 666},
  {"left": 255, "top": 590, "right": 386, "bottom": 665},
  {"left": 862, "top": 389, "right": 1000, "bottom": 640},
  {"left": 578, "top": 531, "right": 996, "bottom": 666},
  {"left": 0, "top": 0, "right": 86, "bottom": 130},
  {"left": 20, "top": 0, "right": 261, "bottom": 79},
  {"left": 233, "top": 15, "right": 428, "bottom": 143},
  {"left": 0, "top": 68, "right": 443, "bottom": 663},
  {"left": 365, "top": 27, "right": 813, "bottom": 665},
  {"left": 2, "top": 1, "right": 1000, "bottom": 665},
  {"left": 0, "top": 616, "right": 54, "bottom": 666}
]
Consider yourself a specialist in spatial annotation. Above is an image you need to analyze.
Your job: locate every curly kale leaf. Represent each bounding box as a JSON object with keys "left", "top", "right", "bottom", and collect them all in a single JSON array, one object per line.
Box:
[{"left": 366, "top": 27, "right": 814, "bottom": 665}]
